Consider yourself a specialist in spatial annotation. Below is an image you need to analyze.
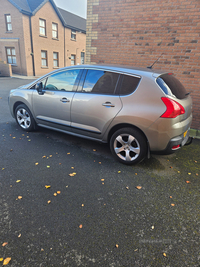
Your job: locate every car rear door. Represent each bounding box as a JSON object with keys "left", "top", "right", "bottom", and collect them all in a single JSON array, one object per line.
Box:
[{"left": 71, "top": 69, "right": 122, "bottom": 137}]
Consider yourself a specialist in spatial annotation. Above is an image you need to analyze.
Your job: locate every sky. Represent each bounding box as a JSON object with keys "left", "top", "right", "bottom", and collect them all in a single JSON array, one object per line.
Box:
[{"left": 54, "top": 0, "right": 87, "bottom": 18}]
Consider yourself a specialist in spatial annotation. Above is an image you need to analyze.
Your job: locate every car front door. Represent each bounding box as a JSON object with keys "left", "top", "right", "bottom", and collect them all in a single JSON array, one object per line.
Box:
[
  {"left": 71, "top": 69, "right": 122, "bottom": 138},
  {"left": 32, "top": 69, "right": 81, "bottom": 129}
]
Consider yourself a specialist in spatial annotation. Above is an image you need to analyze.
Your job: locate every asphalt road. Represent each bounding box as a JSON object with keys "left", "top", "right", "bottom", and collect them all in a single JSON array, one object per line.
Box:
[{"left": 0, "top": 77, "right": 200, "bottom": 267}]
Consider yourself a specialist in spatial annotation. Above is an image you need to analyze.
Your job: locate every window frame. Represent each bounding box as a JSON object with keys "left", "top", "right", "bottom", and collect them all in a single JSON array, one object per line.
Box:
[
  {"left": 81, "top": 52, "right": 85, "bottom": 64},
  {"left": 71, "top": 30, "right": 76, "bottom": 40},
  {"left": 6, "top": 47, "right": 16, "bottom": 65},
  {"left": 41, "top": 50, "right": 48, "bottom": 67},
  {"left": 53, "top": 52, "right": 59, "bottom": 68},
  {"left": 39, "top": 18, "right": 46, "bottom": 36},
  {"left": 71, "top": 54, "right": 76, "bottom": 66},
  {"left": 52, "top": 22, "right": 58, "bottom": 39},
  {"left": 5, "top": 14, "right": 12, "bottom": 32}
]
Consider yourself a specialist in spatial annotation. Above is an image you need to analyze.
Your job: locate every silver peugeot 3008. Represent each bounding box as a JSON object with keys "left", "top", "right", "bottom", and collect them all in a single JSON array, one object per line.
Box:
[{"left": 8, "top": 65, "right": 193, "bottom": 165}]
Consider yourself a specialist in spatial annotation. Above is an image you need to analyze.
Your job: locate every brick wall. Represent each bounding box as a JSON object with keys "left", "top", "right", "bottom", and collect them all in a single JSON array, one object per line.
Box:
[{"left": 86, "top": 0, "right": 200, "bottom": 130}]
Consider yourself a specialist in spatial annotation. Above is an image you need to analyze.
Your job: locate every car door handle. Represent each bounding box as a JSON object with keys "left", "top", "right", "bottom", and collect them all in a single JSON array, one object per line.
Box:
[
  {"left": 60, "top": 97, "right": 70, "bottom": 103},
  {"left": 102, "top": 102, "right": 115, "bottom": 108}
]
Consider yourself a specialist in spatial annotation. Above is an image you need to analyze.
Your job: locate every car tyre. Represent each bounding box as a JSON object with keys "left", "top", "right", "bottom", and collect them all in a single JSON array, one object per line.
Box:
[
  {"left": 110, "top": 127, "right": 147, "bottom": 165},
  {"left": 15, "top": 104, "right": 36, "bottom": 132}
]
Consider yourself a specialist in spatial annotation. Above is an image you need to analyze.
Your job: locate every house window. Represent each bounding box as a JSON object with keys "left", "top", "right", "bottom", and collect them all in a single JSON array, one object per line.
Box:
[
  {"left": 53, "top": 52, "right": 59, "bottom": 67},
  {"left": 81, "top": 52, "right": 85, "bottom": 64},
  {"left": 52, "top": 23, "right": 58, "bottom": 39},
  {"left": 5, "top": 14, "right": 12, "bottom": 31},
  {"left": 39, "top": 19, "right": 46, "bottom": 36},
  {"left": 6, "top": 47, "right": 16, "bottom": 64},
  {"left": 71, "top": 30, "right": 76, "bottom": 40},
  {"left": 41, "top": 50, "right": 48, "bottom": 67},
  {"left": 71, "top": 55, "right": 76, "bottom": 65}
]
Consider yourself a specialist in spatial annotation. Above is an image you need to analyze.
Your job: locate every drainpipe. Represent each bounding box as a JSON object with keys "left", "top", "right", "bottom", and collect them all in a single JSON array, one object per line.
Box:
[
  {"left": 64, "top": 27, "right": 66, "bottom": 66},
  {"left": 29, "top": 16, "right": 35, "bottom": 76}
]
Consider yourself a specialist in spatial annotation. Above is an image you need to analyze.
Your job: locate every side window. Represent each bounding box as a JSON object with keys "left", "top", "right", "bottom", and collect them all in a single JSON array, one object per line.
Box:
[
  {"left": 120, "top": 75, "right": 141, "bottom": 95},
  {"left": 82, "top": 70, "right": 119, "bottom": 94},
  {"left": 45, "top": 69, "right": 80, "bottom": 91}
]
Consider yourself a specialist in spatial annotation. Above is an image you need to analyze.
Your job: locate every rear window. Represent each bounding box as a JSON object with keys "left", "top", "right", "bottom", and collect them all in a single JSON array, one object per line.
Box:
[
  {"left": 156, "top": 74, "right": 188, "bottom": 99},
  {"left": 120, "top": 75, "right": 141, "bottom": 95}
]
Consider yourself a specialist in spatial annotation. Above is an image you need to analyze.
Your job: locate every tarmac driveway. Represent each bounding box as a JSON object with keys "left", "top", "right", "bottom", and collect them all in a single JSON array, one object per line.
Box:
[{"left": 0, "top": 77, "right": 200, "bottom": 266}]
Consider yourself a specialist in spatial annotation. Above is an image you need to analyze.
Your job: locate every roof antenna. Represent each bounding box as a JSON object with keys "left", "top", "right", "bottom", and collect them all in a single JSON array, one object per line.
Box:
[{"left": 147, "top": 53, "right": 164, "bottom": 69}]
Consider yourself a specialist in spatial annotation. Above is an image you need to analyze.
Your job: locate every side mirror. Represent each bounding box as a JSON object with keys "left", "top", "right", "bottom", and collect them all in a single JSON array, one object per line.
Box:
[{"left": 36, "top": 82, "right": 44, "bottom": 95}]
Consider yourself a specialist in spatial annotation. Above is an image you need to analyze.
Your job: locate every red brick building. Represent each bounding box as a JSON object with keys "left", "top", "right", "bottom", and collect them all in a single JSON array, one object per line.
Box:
[
  {"left": 0, "top": 0, "right": 86, "bottom": 76},
  {"left": 86, "top": 0, "right": 200, "bottom": 130}
]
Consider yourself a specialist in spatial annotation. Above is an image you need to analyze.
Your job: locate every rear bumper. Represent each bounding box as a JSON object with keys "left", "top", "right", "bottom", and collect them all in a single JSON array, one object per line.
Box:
[{"left": 153, "top": 129, "right": 193, "bottom": 155}]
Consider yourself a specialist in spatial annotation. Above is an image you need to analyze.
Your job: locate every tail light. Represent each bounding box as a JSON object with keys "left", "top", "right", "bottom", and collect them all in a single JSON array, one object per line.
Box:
[{"left": 161, "top": 97, "right": 185, "bottom": 118}]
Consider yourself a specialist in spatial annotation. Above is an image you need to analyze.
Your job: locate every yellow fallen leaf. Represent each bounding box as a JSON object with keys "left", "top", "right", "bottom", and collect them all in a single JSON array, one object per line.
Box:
[
  {"left": 41, "top": 248, "right": 44, "bottom": 251},
  {"left": 16, "top": 180, "right": 21, "bottom": 183},
  {"left": 54, "top": 193, "right": 57, "bottom": 196},
  {"left": 69, "top": 172, "right": 76, "bottom": 176},
  {"left": 188, "top": 173, "right": 191, "bottom": 175},
  {"left": 79, "top": 224, "right": 83, "bottom": 229},
  {"left": 42, "top": 156, "right": 46, "bottom": 158},
  {"left": 163, "top": 253, "right": 167, "bottom": 257},
  {"left": 99, "top": 162, "right": 101, "bottom": 164},
  {"left": 18, "top": 196, "right": 22, "bottom": 199},
  {"left": 2, "top": 242, "right": 8, "bottom": 247},
  {"left": 67, "top": 153, "right": 70, "bottom": 155},
  {"left": 0, "top": 258, "right": 3, "bottom": 261},
  {"left": 47, "top": 166, "right": 50, "bottom": 168},
  {"left": 118, "top": 171, "right": 121, "bottom": 173},
  {"left": 35, "top": 162, "right": 39, "bottom": 165},
  {"left": 57, "top": 191, "right": 61, "bottom": 194},
  {"left": 169, "top": 196, "right": 173, "bottom": 198},
  {"left": 126, "top": 186, "right": 129, "bottom": 190},
  {"left": 101, "top": 179, "right": 105, "bottom": 181},
  {"left": 171, "top": 203, "right": 175, "bottom": 206},
  {"left": 59, "top": 163, "right": 62, "bottom": 165},
  {"left": 2, "top": 168, "right": 5, "bottom": 170},
  {"left": 49, "top": 155, "right": 52, "bottom": 157},
  {"left": 102, "top": 182, "right": 104, "bottom": 185},
  {"left": 136, "top": 186, "right": 142, "bottom": 190},
  {"left": 196, "top": 173, "right": 199, "bottom": 176},
  {"left": 93, "top": 149, "right": 96, "bottom": 151},
  {"left": 116, "top": 244, "right": 119, "bottom": 248},
  {"left": 3, "top": 257, "right": 11, "bottom": 265},
  {"left": 71, "top": 167, "right": 74, "bottom": 169},
  {"left": 47, "top": 200, "right": 51, "bottom": 204},
  {"left": 12, "top": 137, "right": 16, "bottom": 139},
  {"left": 28, "top": 139, "right": 31, "bottom": 141},
  {"left": 82, "top": 204, "right": 84, "bottom": 207},
  {"left": 152, "top": 226, "right": 154, "bottom": 229},
  {"left": 45, "top": 185, "right": 51, "bottom": 189},
  {"left": 186, "top": 181, "right": 191, "bottom": 184},
  {"left": 135, "top": 173, "right": 137, "bottom": 175},
  {"left": 18, "top": 234, "right": 21, "bottom": 238}
]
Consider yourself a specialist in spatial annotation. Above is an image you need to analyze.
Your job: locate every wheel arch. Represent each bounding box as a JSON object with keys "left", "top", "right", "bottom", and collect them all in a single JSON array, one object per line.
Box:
[
  {"left": 13, "top": 101, "right": 29, "bottom": 115},
  {"left": 108, "top": 123, "right": 148, "bottom": 144}
]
